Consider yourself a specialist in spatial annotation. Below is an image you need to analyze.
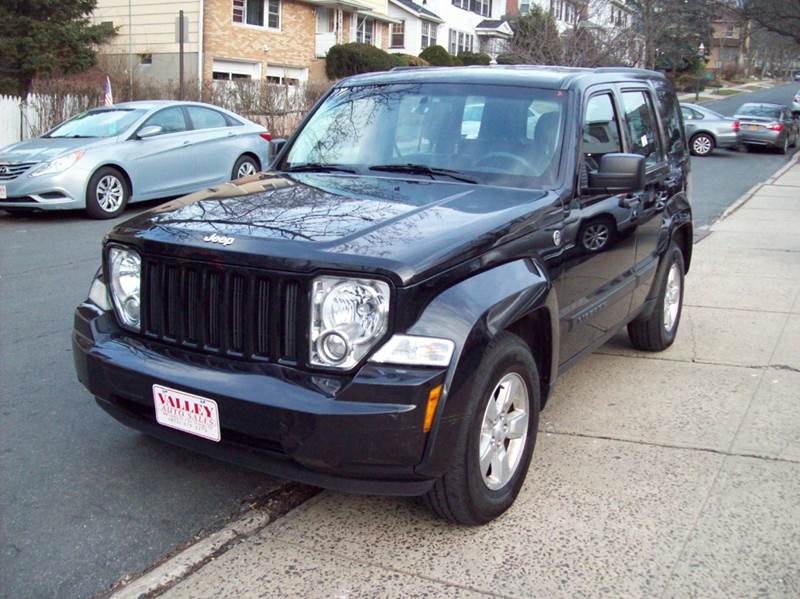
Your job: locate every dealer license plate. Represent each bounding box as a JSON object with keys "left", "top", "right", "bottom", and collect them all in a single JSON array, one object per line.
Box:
[
  {"left": 153, "top": 384, "right": 221, "bottom": 442},
  {"left": 0, "top": 185, "right": 6, "bottom": 199}
]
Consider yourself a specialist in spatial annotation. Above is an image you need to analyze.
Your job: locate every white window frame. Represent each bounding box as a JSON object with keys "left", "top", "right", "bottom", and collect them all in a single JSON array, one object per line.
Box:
[
  {"left": 232, "top": 0, "right": 281, "bottom": 31},
  {"left": 356, "top": 15, "right": 375, "bottom": 45},
  {"left": 390, "top": 20, "right": 405, "bottom": 48},
  {"left": 421, "top": 21, "right": 437, "bottom": 49}
]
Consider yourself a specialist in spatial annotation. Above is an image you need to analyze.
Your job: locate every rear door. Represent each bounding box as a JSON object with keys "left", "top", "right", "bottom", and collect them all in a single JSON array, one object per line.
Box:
[
  {"left": 558, "top": 88, "right": 638, "bottom": 365},
  {"left": 184, "top": 105, "right": 245, "bottom": 185}
]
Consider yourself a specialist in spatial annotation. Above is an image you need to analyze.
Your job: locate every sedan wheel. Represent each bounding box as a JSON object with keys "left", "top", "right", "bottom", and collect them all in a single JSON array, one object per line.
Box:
[
  {"left": 237, "top": 161, "right": 257, "bottom": 178},
  {"left": 691, "top": 134, "right": 714, "bottom": 156},
  {"left": 96, "top": 175, "right": 125, "bottom": 213},
  {"left": 232, "top": 155, "right": 260, "bottom": 180},
  {"left": 86, "top": 166, "right": 129, "bottom": 219}
]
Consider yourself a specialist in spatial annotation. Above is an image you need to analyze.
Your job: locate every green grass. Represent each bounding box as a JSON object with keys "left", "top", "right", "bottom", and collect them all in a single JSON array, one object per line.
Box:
[
  {"left": 692, "top": 96, "right": 716, "bottom": 104},
  {"left": 712, "top": 88, "right": 743, "bottom": 96}
]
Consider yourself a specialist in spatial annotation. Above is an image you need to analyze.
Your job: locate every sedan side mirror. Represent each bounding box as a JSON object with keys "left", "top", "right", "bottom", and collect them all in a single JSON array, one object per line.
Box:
[
  {"left": 586, "top": 153, "right": 646, "bottom": 194},
  {"left": 137, "top": 125, "right": 163, "bottom": 139}
]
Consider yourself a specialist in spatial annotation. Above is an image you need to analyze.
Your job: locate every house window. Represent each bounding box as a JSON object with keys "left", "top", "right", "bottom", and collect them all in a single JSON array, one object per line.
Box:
[
  {"left": 725, "top": 24, "right": 736, "bottom": 37},
  {"left": 233, "top": 0, "right": 280, "bottom": 29},
  {"left": 467, "top": 0, "right": 491, "bottom": 17},
  {"left": 266, "top": 65, "right": 308, "bottom": 86},
  {"left": 421, "top": 21, "right": 436, "bottom": 49},
  {"left": 356, "top": 16, "right": 375, "bottom": 45},
  {"left": 390, "top": 20, "right": 405, "bottom": 48},
  {"left": 212, "top": 59, "right": 261, "bottom": 82},
  {"left": 139, "top": 53, "right": 153, "bottom": 65},
  {"left": 449, "top": 29, "right": 473, "bottom": 55}
]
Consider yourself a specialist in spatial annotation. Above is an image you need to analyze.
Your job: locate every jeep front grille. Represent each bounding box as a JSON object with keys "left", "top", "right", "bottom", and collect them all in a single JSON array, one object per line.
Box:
[{"left": 140, "top": 256, "right": 305, "bottom": 363}]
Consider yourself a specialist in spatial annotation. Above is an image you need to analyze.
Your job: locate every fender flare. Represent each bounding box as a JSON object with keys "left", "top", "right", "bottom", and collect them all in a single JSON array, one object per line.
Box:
[{"left": 407, "top": 258, "right": 558, "bottom": 478}]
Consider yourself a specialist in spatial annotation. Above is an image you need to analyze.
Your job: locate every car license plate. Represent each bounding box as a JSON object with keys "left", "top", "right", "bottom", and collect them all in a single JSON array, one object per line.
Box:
[
  {"left": 0, "top": 184, "right": 6, "bottom": 199},
  {"left": 153, "top": 384, "right": 221, "bottom": 442},
  {"left": 746, "top": 124, "right": 760, "bottom": 131}
]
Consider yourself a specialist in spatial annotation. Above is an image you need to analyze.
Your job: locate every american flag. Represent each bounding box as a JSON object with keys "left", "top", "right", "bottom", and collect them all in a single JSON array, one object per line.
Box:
[{"left": 103, "top": 76, "right": 113, "bottom": 106}]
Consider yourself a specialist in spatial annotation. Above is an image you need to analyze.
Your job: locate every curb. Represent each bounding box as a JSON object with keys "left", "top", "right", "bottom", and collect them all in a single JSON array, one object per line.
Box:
[
  {"left": 717, "top": 151, "right": 800, "bottom": 223},
  {"left": 101, "top": 483, "right": 319, "bottom": 599}
]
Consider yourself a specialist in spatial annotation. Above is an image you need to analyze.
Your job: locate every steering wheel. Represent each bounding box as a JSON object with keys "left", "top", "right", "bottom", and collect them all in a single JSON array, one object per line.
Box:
[{"left": 475, "top": 152, "right": 533, "bottom": 172}]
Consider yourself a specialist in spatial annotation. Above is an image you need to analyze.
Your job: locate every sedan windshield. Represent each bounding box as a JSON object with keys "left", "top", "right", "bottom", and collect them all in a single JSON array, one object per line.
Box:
[
  {"left": 46, "top": 109, "right": 145, "bottom": 138},
  {"left": 737, "top": 104, "right": 781, "bottom": 119},
  {"left": 282, "top": 83, "right": 567, "bottom": 187}
]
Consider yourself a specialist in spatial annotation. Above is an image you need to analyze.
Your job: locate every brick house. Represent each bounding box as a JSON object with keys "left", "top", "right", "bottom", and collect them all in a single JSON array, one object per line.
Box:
[{"left": 92, "top": 0, "right": 398, "bottom": 86}]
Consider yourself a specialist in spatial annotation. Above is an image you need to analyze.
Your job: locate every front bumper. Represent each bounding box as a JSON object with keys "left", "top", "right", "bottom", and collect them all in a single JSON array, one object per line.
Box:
[
  {"left": 0, "top": 168, "right": 89, "bottom": 210},
  {"left": 73, "top": 304, "right": 446, "bottom": 495}
]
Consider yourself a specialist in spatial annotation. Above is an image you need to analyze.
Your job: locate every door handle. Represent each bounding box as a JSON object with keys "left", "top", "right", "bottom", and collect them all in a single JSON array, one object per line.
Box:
[
  {"left": 182, "top": 140, "right": 192, "bottom": 146},
  {"left": 618, "top": 194, "right": 641, "bottom": 209}
]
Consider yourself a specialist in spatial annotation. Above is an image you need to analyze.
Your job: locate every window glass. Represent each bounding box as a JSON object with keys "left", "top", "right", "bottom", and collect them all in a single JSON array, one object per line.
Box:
[
  {"left": 654, "top": 82, "right": 686, "bottom": 157},
  {"left": 622, "top": 90, "right": 662, "bottom": 165},
  {"left": 267, "top": 0, "right": 280, "bottom": 28},
  {"left": 390, "top": 20, "right": 404, "bottom": 48},
  {"left": 737, "top": 104, "right": 781, "bottom": 119},
  {"left": 46, "top": 109, "right": 145, "bottom": 138},
  {"left": 187, "top": 106, "right": 228, "bottom": 129},
  {"left": 284, "top": 83, "right": 566, "bottom": 187},
  {"left": 582, "top": 93, "right": 622, "bottom": 167},
  {"left": 245, "top": 0, "right": 263, "bottom": 25},
  {"left": 143, "top": 107, "right": 188, "bottom": 135}
]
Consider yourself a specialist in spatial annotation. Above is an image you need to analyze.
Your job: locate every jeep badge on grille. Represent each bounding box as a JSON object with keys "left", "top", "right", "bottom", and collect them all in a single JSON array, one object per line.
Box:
[{"left": 203, "top": 233, "right": 235, "bottom": 246}]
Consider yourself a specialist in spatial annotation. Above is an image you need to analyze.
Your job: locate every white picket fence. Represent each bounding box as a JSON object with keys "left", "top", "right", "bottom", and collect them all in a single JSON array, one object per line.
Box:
[{"left": 0, "top": 95, "right": 25, "bottom": 149}]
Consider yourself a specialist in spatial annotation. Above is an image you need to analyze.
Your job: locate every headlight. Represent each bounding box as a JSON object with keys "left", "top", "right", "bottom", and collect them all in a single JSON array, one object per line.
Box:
[
  {"left": 88, "top": 269, "right": 112, "bottom": 311},
  {"left": 310, "top": 276, "right": 390, "bottom": 369},
  {"left": 28, "top": 149, "right": 85, "bottom": 177},
  {"left": 108, "top": 246, "right": 141, "bottom": 330}
]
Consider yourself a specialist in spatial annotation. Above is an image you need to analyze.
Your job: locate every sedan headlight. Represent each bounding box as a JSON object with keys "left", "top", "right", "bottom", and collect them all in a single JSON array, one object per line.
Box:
[
  {"left": 108, "top": 246, "right": 141, "bottom": 330},
  {"left": 28, "top": 149, "right": 85, "bottom": 177},
  {"left": 310, "top": 276, "right": 390, "bottom": 369}
]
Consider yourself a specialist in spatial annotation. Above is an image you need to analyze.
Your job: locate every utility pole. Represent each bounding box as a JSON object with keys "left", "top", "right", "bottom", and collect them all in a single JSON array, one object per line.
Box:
[
  {"left": 179, "top": 10, "right": 185, "bottom": 100},
  {"left": 128, "top": 0, "right": 133, "bottom": 100}
]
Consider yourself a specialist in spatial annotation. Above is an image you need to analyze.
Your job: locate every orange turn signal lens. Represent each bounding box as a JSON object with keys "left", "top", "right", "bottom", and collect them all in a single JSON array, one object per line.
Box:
[{"left": 423, "top": 385, "right": 442, "bottom": 433}]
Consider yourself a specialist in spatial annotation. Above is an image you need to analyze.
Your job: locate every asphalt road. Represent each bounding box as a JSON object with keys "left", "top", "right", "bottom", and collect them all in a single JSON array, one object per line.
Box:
[
  {"left": 0, "top": 81, "right": 797, "bottom": 599},
  {"left": 688, "top": 81, "right": 799, "bottom": 228}
]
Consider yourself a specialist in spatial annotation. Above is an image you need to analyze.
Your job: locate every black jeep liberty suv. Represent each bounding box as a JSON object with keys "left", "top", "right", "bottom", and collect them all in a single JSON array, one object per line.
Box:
[{"left": 73, "top": 66, "right": 692, "bottom": 525}]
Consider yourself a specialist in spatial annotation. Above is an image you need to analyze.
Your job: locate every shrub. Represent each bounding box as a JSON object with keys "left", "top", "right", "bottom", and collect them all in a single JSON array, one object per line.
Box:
[
  {"left": 458, "top": 51, "right": 491, "bottom": 66},
  {"left": 419, "top": 45, "right": 453, "bottom": 66},
  {"left": 496, "top": 53, "right": 526, "bottom": 65},
  {"left": 325, "top": 43, "right": 397, "bottom": 79},
  {"left": 396, "top": 54, "right": 429, "bottom": 67}
]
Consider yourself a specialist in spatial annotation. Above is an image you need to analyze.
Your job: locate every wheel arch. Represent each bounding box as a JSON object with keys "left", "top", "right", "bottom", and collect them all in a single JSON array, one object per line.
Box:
[
  {"left": 408, "top": 258, "right": 559, "bottom": 478},
  {"left": 235, "top": 152, "right": 261, "bottom": 173},
  {"left": 90, "top": 163, "right": 133, "bottom": 197}
]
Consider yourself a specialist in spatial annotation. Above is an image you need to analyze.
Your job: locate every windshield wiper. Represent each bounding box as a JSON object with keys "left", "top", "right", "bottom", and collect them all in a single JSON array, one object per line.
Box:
[
  {"left": 369, "top": 163, "right": 477, "bottom": 184},
  {"left": 285, "top": 163, "right": 356, "bottom": 174}
]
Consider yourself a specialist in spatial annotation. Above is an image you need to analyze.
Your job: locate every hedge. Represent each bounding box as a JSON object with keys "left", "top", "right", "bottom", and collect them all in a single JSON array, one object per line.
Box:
[
  {"left": 458, "top": 51, "right": 491, "bottom": 66},
  {"left": 325, "top": 43, "right": 398, "bottom": 79},
  {"left": 419, "top": 45, "right": 453, "bottom": 66}
]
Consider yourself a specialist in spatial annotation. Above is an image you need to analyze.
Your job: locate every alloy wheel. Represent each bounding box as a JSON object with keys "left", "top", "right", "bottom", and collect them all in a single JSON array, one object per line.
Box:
[
  {"left": 582, "top": 223, "right": 610, "bottom": 251},
  {"left": 663, "top": 263, "right": 682, "bottom": 332},
  {"left": 692, "top": 135, "right": 712, "bottom": 156},
  {"left": 237, "top": 161, "right": 257, "bottom": 178},
  {"left": 96, "top": 175, "right": 124, "bottom": 213},
  {"left": 479, "top": 372, "right": 530, "bottom": 491}
]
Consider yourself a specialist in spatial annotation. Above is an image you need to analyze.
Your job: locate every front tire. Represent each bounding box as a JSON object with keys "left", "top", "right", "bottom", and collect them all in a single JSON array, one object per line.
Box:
[
  {"left": 86, "top": 167, "right": 129, "bottom": 219},
  {"left": 628, "top": 241, "right": 685, "bottom": 352},
  {"left": 690, "top": 133, "right": 715, "bottom": 157},
  {"left": 424, "top": 332, "right": 540, "bottom": 525},
  {"left": 579, "top": 217, "right": 615, "bottom": 253},
  {"left": 232, "top": 155, "right": 260, "bottom": 180}
]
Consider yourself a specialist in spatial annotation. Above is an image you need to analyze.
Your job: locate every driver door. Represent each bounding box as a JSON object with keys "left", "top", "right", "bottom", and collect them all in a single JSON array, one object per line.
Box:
[{"left": 558, "top": 89, "right": 638, "bottom": 365}]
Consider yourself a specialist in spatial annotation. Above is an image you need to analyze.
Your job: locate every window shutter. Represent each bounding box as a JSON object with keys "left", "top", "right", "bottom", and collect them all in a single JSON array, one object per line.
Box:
[{"left": 233, "top": 0, "right": 244, "bottom": 23}]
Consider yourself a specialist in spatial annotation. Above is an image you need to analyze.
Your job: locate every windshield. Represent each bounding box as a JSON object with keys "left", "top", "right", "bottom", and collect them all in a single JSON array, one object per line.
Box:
[
  {"left": 282, "top": 83, "right": 567, "bottom": 187},
  {"left": 46, "top": 109, "right": 145, "bottom": 138},
  {"left": 737, "top": 104, "right": 781, "bottom": 119}
]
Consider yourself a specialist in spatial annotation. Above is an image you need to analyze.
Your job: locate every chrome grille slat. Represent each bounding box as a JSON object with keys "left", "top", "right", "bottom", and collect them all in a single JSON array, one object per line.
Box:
[{"left": 0, "top": 161, "right": 38, "bottom": 181}]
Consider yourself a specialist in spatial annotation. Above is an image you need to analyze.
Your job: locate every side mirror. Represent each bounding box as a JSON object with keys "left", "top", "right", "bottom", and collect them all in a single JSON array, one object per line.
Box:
[
  {"left": 137, "top": 125, "right": 163, "bottom": 139},
  {"left": 271, "top": 138, "right": 287, "bottom": 156},
  {"left": 586, "top": 153, "right": 646, "bottom": 194}
]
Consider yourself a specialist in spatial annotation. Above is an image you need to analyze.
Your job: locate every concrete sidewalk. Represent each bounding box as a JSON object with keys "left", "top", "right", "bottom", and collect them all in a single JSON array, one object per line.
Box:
[
  {"left": 677, "top": 78, "right": 779, "bottom": 104},
  {"left": 138, "top": 160, "right": 800, "bottom": 599}
]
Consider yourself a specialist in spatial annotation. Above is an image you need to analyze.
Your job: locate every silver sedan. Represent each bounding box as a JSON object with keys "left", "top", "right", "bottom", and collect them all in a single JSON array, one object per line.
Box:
[
  {"left": 680, "top": 103, "right": 740, "bottom": 157},
  {"left": 0, "top": 101, "right": 271, "bottom": 218}
]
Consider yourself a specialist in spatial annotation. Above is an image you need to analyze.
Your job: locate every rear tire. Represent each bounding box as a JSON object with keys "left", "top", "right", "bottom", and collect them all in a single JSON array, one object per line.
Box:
[
  {"left": 232, "top": 155, "right": 260, "bottom": 180},
  {"left": 628, "top": 241, "right": 685, "bottom": 352},
  {"left": 86, "top": 167, "right": 129, "bottom": 219},
  {"left": 690, "top": 133, "right": 715, "bottom": 157},
  {"left": 424, "top": 332, "right": 540, "bottom": 525},
  {"left": 779, "top": 136, "right": 789, "bottom": 154}
]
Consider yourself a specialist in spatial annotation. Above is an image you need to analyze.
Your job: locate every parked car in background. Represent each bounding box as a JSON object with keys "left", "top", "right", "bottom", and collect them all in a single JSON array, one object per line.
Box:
[
  {"left": 792, "top": 90, "right": 800, "bottom": 116},
  {"left": 680, "top": 103, "right": 740, "bottom": 156},
  {"left": 0, "top": 101, "right": 271, "bottom": 218},
  {"left": 734, "top": 102, "right": 798, "bottom": 154}
]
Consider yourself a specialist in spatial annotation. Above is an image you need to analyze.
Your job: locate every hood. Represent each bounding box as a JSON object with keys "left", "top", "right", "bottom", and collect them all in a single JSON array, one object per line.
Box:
[
  {"left": 0, "top": 137, "right": 108, "bottom": 162},
  {"left": 110, "top": 173, "right": 551, "bottom": 286}
]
